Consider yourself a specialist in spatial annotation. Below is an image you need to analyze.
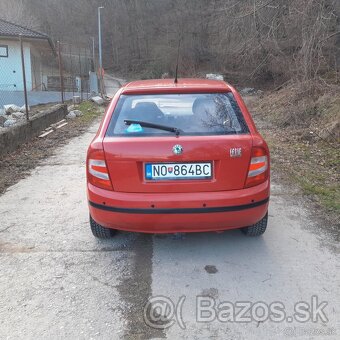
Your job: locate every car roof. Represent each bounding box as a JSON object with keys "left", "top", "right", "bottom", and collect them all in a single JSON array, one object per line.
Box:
[{"left": 121, "top": 78, "right": 232, "bottom": 95}]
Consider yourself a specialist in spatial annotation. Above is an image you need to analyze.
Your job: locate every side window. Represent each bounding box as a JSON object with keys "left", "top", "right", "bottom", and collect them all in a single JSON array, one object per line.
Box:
[{"left": 0, "top": 45, "right": 8, "bottom": 58}]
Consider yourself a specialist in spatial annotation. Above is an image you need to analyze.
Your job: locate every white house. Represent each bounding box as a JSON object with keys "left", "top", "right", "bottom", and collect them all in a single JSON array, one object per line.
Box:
[{"left": 0, "top": 19, "right": 56, "bottom": 92}]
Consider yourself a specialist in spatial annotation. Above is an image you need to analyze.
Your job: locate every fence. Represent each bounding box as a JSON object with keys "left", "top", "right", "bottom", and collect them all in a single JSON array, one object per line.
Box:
[{"left": 0, "top": 36, "right": 99, "bottom": 126}]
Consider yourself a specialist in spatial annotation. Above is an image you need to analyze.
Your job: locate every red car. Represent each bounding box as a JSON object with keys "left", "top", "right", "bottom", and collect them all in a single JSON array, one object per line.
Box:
[{"left": 87, "top": 79, "right": 270, "bottom": 238}]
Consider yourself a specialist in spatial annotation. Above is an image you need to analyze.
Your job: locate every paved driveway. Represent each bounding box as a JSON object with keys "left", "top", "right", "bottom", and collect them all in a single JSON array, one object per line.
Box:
[{"left": 0, "top": 120, "right": 338, "bottom": 339}]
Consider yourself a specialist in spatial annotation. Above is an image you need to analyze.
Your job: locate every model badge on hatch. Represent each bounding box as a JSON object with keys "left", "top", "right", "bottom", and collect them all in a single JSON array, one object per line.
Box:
[{"left": 230, "top": 147, "right": 242, "bottom": 158}]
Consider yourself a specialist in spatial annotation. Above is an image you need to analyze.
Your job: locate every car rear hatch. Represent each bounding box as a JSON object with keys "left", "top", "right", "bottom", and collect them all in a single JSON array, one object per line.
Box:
[
  {"left": 103, "top": 92, "right": 252, "bottom": 193},
  {"left": 103, "top": 135, "right": 252, "bottom": 193}
]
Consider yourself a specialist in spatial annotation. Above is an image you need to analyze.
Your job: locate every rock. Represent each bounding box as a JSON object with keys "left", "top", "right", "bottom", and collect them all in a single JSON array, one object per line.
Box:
[
  {"left": 206, "top": 73, "right": 224, "bottom": 81},
  {"left": 3, "top": 119, "right": 17, "bottom": 127},
  {"left": 0, "top": 109, "right": 5, "bottom": 116},
  {"left": 68, "top": 110, "right": 83, "bottom": 117},
  {"left": 91, "top": 96, "right": 104, "bottom": 105},
  {"left": 240, "top": 88, "right": 264, "bottom": 96},
  {"left": 66, "top": 112, "right": 77, "bottom": 119},
  {"left": 240, "top": 88, "right": 257, "bottom": 95},
  {"left": 12, "top": 112, "right": 26, "bottom": 119},
  {"left": 73, "top": 110, "right": 83, "bottom": 117},
  {"left": 20, "top": 105, "right": 30, "bottom": 113},
  {"left": 0, "top": 115, "right": 7, "bottom": 127},
  {"left": 4, "top": 104, "right": 21, "bottom": 114},
  {"left": 67, "top": 105, "right": 76, "bottom": 113}
]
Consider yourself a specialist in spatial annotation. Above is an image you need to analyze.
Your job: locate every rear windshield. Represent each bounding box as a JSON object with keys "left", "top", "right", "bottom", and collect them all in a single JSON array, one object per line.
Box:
[{"left": 106, "top": 93, "right": 249, "bottom": 137}]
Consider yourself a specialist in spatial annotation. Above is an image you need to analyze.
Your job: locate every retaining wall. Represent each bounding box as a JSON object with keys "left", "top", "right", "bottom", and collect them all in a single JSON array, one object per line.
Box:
[{"left": 0, "top": 104, "right": 67, "bottom": 157}]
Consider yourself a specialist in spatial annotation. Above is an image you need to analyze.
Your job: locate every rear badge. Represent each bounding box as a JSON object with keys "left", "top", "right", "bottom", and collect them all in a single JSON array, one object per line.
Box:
[
  {"left": 173, "top": 145, "right": 183, "bottom": 155},
  {"left": 230, "top": 147, "right": 242, "bottom": 158}
]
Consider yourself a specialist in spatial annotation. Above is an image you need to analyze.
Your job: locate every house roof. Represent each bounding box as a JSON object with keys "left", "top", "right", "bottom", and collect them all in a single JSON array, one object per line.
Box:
[{"left": 0, "top": 18, "right": 55, "bottom": 54}]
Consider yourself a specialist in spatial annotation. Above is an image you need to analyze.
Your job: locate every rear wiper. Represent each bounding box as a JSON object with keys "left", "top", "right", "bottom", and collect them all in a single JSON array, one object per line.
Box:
[{"left": 124, "top": 119, "right": 182, "bottom": 136}]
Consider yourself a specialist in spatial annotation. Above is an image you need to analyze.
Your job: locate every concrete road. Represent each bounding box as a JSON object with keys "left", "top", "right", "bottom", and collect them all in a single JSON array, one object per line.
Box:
[
  {"left": 0, "top": 120, "right": 339, "bottom": 339},
  {"left": 103, "top": 75, "right": 124, "bottom": 98}
]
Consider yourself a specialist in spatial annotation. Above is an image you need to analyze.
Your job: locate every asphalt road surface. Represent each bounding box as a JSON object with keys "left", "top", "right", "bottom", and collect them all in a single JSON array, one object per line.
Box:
[{"left": 0, "top": 119, "right": 339, "bottom": 340}]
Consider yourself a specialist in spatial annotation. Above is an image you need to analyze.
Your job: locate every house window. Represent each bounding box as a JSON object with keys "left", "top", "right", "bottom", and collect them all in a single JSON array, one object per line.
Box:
[{"left": 0, "top": 45, "right": 8, "bottom": 57}]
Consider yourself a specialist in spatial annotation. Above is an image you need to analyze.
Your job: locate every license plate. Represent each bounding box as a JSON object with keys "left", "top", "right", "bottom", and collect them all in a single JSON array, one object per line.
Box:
[{"left": 145, "top": 162, "right": 212, "bottom": 180}]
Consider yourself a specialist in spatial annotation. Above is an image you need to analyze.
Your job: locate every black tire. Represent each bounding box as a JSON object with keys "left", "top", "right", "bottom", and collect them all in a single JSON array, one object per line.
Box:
[
  {"left": 241, "top": 213, "right": 268, "bottom": 236},
  {"left": 90, "top": 215, "right": 116, "bottom": 239}
]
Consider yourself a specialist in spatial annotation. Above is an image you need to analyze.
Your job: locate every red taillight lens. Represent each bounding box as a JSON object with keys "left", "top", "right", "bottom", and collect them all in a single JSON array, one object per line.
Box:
[
  {"left": 245, "top": 147, "right": 268, "bottom": 188},
  {"left": 87, "top": 149, "right": 113, "bottom": 190}
]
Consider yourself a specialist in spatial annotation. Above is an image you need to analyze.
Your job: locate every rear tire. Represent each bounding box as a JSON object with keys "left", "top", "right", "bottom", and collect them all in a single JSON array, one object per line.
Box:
[
  {"left": 90, "top": 215, "right": 116, "bottom": 239},
  {"left": 241, "top": 213, "right": 268, "bottom": 236}
]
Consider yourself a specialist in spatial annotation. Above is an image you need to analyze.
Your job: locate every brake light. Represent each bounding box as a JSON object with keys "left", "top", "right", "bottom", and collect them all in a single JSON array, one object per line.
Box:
[
  {"left": 87, "top": 149, "right": 113, "bottom": 190},
  {"left": 245, "top": 147, "right": 268, "bottom": 188}
]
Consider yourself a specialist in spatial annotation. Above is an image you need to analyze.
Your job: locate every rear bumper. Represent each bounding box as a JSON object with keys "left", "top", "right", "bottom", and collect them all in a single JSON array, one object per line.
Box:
[{"left": 87, "top": 180, "right": 270, "bottom": 233}]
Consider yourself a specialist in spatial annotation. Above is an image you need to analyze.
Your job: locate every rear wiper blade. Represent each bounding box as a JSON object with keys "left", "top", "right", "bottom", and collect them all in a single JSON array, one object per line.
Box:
[{"left": 124, "top": 119, "right": 182, "bottom": 136}]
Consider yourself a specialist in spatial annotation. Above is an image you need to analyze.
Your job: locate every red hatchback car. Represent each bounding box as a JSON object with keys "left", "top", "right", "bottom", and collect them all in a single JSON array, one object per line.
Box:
[{"left": 87, "top": 79, "right": 270, "bottom": 238}]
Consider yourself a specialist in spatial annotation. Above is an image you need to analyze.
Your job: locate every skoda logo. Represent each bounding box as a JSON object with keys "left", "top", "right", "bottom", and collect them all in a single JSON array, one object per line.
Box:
[{"left": 173, "top": 144, "right": 183, "bottom": 155}]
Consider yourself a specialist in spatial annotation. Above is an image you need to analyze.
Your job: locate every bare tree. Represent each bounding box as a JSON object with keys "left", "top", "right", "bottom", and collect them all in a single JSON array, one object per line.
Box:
[
  {"left": 0, "top": 0, "right": 40, "bottom": 30},
  {"left": 1, "top": 0, "right": 338, "bottom": 84}
]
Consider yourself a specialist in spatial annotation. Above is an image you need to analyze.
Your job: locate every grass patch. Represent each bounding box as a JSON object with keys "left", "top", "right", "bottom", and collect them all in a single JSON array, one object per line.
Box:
[
  {"left": 297, "top": 177, "right": 340, "bottom": 212},
  {"left": 268, "top": 135, "right": 340, "bottom": 214},
  {"left": 77, "top": 101, "right": 103, "bottom": 123}
]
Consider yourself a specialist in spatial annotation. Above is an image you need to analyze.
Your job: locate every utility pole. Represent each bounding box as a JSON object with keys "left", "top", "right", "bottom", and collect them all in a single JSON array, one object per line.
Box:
[
  {"left": 19, "top": 35, "right": 29, "bottom": 121},
  {"left": 57, "top": 41, "right": 65, "bottom": 103},
  {"left": 92, "top": 37, "right": 95, "bottom": 70},
  {"left": 98, "top": 6, "right": 104, "bottom": 96}
]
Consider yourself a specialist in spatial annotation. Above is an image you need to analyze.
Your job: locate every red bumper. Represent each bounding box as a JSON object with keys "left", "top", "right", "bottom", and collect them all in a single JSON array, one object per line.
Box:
[{"left": 87, "top": 181, "right": 270, "bottom": 233}]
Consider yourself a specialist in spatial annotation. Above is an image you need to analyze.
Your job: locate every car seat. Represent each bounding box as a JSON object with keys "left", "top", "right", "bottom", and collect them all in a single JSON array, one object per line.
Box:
[{"left": 134, "top": 102, "right": 163, "bottom": 122}]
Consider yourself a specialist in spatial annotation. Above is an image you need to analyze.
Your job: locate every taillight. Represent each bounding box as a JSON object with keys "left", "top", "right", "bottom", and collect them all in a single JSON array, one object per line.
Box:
[
  {"left": 87, "top": 149, "right": 113, "bottom": 190},
  {"left": 245, "top": 147, "right": 268, "bottom": 188}
]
